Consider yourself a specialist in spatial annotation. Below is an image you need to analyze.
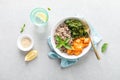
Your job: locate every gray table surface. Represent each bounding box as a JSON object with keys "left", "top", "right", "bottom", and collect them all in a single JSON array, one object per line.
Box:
[{"left": 0, "top": 0, "right": 120, "bottom": 80}]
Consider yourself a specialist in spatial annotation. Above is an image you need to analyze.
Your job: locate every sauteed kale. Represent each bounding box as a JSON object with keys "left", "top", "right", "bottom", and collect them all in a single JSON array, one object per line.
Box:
[{"left": 64, "top": 19, "right": 88, "bottom": 38}]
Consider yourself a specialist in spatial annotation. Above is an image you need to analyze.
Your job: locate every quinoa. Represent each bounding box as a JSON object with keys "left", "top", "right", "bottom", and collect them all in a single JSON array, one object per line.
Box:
[{"left": 54, "top": 23, "right": 72, "bottom": 53}]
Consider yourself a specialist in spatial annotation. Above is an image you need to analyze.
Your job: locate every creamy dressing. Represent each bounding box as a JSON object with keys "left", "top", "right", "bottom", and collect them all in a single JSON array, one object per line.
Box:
[{"left": 21, "top": 37, "right": 31, "bottom": 48}]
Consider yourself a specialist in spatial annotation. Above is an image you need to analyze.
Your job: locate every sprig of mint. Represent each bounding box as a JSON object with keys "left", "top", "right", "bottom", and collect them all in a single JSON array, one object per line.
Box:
[
  {"left": 101, "top": 43, "right": 108, "bottom": 53},
  {"left": 20, "top": 24, "right": 26, "bottom": 33},
  {"left": 55, "top": 36, "right": 71, "bottom": 49}
]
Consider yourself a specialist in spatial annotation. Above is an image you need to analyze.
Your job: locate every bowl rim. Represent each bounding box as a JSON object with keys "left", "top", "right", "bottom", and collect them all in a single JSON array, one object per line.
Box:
[{"left": 51, "top": 17, "right": 91, "bottom": 60}]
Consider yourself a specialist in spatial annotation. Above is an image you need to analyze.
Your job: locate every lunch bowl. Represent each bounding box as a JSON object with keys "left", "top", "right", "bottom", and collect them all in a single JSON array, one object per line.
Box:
[{"left": 51, "top": 17, "right": 91, "bottom": 60}]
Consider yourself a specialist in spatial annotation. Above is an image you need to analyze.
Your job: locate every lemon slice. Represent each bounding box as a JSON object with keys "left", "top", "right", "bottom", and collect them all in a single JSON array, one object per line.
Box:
[
  {"left": 25, "top": 50, "right": 38, "bottom": 61},
  {"left": 36, "top": 12, "right": 47, "bottom": 22}
]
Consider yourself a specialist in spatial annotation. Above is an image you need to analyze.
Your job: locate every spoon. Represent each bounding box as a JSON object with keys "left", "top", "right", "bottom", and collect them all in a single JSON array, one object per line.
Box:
[{"left": 81, "top": 19, "right": 101, "bottom": 60}]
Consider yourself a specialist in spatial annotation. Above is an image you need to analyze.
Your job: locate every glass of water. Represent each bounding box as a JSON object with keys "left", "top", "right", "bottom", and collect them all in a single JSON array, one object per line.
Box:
[{"left": 30, "top": 8, "right": 49, "bottom": 33}]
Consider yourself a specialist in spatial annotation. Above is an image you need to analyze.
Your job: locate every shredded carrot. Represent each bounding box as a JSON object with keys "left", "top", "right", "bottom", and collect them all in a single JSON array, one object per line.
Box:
[{"left": 67, "top": 37, "right": 90, "bottom": 56}]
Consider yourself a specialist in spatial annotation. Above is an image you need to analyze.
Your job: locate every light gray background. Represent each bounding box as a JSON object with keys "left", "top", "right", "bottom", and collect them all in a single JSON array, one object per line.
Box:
[{"left": 0, "top": 0, "right": 120, "bottom": 80}]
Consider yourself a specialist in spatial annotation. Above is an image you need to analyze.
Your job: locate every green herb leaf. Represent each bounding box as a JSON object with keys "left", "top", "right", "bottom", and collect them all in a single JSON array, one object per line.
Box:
[
  {"left": 101, "top": 43, "right": 108, "bottom": 53},
  {"left": 20, "top": 24, "right": 26, "bottom": 33},
  {"left": 47, "top": 8, "right": 51, "bottom": 11},
  {"left": 55, "top": 35, "right": 61, "bottom": 42},
  {"left": 55, "top": 35, "right": 71, "bottom": 49},
  {"left": 65, "top": 38, "right": 70, "bottom": 43},
  {"left": 63, "top": 44, "right": 72, "bottom": 49},
  {"left": 56, "top": 43, "right": 63, "bottom": 48}
]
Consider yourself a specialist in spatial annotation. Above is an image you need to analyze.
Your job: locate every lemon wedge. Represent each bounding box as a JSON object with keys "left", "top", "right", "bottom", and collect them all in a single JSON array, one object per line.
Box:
[
  {"left": 36, "top": 12, "right": 47, "bottom": 22},
  {"left": 25, "top": 50, "right": 38, "bottom": 61}
]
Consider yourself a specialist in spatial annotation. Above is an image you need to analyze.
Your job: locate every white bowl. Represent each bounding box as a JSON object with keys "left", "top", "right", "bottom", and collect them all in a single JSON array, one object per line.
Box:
[
  {"left": 51, "top": 17, "right": 91, "bottom": 60},
  {"left": 17, "top": 34, "right": 34, "bottom": 51}
]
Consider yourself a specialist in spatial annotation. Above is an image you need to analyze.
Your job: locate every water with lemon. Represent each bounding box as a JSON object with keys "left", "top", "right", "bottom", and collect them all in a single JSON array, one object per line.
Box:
[
  {"left": 34, "top": 12, "right": 47, "bottom": 26},
  {"left": 30, "top": 8, "right": 48, "bottom": 33}
]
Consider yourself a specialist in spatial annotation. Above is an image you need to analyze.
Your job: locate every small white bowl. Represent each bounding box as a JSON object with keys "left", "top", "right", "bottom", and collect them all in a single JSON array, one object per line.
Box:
[
  {"left": 51, "top": 17, "right": 91, "bottom": 60},
  {"left": 17, "top": 34, "right": 34, "bottom": 51}
]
